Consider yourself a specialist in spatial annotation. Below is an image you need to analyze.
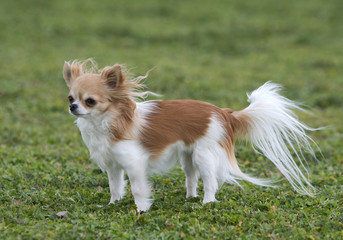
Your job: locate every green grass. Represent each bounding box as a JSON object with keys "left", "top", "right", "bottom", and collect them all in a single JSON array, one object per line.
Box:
[{"left": 1, "top": 0, "right": 343, "bottom": 239}]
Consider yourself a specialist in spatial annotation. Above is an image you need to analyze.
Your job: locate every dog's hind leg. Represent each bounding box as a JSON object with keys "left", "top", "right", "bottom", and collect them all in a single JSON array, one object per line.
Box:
[
  {"left": 193, "top": 147, "right": 219, "bottom": 203},
  {"left": 180, "top": 151, "right": 199, "bottom": 198}
]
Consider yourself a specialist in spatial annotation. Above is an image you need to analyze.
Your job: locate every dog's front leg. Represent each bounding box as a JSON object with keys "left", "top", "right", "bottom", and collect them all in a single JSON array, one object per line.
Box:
[
  {"left": 111, "top": 141, "right": 152, "bottom": 212},
  {"left": 126, "top": 167, "right": 152, "bottom": 212},
  {"left": 107, "top": 166, "right": 126, "bottom": 204}
]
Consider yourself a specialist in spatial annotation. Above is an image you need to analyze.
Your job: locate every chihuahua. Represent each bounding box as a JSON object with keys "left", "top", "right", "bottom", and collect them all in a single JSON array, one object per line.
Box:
[{"left": 63, "top": 59, "right": 319, "bottom": 212}]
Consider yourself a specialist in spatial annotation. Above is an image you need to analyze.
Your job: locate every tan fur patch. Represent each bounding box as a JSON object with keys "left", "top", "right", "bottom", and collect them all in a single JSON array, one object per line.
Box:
[
  {"left": 231, "top": 110, "right": 251, "bottom": 139},
  {"left": 214, "top": 108, "right": 242, "bottom": 172},
  {"left": 71, "top": 74, "right": 106, "bottom": 100},
  {"left": 140, "top": 100, "right": 219, "bottom": 157},
  {"left": 108, "top": 99, "right": 136, "bottom": 141}
]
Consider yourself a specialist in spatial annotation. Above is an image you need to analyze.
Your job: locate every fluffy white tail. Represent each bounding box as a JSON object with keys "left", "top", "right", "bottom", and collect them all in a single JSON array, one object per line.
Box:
[{"left": 234, "top": 81, "right": 320, "bottom": 196}]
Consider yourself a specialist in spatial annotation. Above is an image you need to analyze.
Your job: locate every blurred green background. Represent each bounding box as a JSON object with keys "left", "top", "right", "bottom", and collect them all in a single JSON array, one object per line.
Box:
[{"left": 0, "top": 0, "right": 342, "bottom": 239}]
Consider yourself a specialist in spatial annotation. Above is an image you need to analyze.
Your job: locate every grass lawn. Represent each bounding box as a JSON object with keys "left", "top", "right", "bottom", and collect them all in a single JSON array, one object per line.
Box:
[{"left": 1, "top": 0, "right": 343, "bottom": 239}]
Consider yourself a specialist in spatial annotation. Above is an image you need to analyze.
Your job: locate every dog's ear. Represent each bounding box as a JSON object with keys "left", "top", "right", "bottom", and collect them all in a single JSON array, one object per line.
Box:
[
  {"left": 63, "top": 61, "right": 73, "bottom": 88},
  {"left": 101, "top": 64, "right": 125, "bottom": 89},
  {"left": 63, "top": 61, "right": 84, "bottom": 88}
]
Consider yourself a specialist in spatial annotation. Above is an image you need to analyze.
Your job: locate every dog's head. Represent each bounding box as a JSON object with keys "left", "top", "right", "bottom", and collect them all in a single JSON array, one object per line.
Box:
[{"left": 63, "top": 59, "right": 134, "bottom": 119}]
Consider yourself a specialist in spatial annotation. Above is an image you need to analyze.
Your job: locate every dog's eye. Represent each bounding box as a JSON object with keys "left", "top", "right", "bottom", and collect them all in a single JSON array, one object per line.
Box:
[
  {"left": 68, "top": 96, "right": 74, "bottom": 103},
  {"left": 85, "top": 98, "right": 96, "bottom": 107}
]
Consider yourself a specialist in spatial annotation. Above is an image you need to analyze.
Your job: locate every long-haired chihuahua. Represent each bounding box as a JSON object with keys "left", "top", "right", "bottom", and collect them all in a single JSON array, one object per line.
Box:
[{"left": 63, "top": 59, "right": 320, "bottom": 212}]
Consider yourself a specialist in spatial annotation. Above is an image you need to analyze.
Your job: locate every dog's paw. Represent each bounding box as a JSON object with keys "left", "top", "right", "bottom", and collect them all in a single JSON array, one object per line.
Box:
[
  {"left": 135, "top": 199, "right": 153, "bottom": 213},
  {"left": 186, "top": 193, "right": 199, "bottom": 198},
  {"left": 108, "top": 199, "right": 120, "bottom": 205},
  {"left": 109, "top": 195, "right": 124, "bottom": 205},
  {"left": 202, "top": 198, "right": 220, "bottom": 204}
]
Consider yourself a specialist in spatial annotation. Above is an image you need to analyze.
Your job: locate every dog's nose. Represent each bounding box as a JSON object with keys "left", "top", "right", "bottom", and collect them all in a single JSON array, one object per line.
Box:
[{"left": 70, "top": 103, "right": 78, "bottom": 112}]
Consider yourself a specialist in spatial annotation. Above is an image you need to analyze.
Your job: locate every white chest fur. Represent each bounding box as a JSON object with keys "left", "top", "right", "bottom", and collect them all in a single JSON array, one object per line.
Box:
[{"left": 76, "top": 117, "right": 113, "bottom": 171}]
